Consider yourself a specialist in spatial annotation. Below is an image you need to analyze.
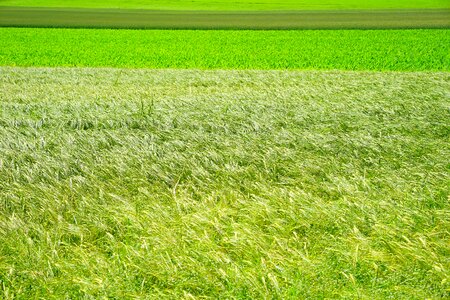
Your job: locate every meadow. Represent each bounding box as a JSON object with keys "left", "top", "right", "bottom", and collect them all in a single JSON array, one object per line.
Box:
[
  {"left": 1, "top": 67, "right": 449, "bottom": 299},
  {"left": 1, "top": 28, "right": 449, "bottom": 70},
  {"left": 1, "top": 0, "right": 449, "bottom": 10}
]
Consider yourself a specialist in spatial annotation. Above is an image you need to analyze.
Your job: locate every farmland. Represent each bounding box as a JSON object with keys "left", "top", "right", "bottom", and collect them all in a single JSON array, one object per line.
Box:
[
  {"left": 1, "top": 8, "right": 449, "bottom": 29},
  {"left": 1, "top": 0, "right": 449, "bottom": 11},
  {"left": 1, "top": 28, "right": 449, "bottom": 70},
  {"left": 0, "top": 0, "right": 449, "bottom": 299},
  {"left": 2, "top": 0, "right": 449, "bottom": 29},
  {"left": 1, "top": 68, "right": 449, "bottom": 299}
]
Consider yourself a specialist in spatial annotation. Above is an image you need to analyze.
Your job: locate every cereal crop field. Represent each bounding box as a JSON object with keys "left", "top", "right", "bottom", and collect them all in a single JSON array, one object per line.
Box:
[{"left": 0, "top": 1, "right": 449, "bottom": 299}]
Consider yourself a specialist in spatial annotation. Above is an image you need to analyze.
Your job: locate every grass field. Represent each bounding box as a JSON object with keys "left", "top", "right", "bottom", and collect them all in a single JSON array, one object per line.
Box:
[
  {"left": 1, "top": 8, "right": 449, "bottom": 29},
  {"left": 1, "top": 0, "right": 449, "bottom": 298},
  {"left": 1, "top": 67, "right": 449, "bottom": 299},
  {"left": 0, "top": 28, "right": 449, "bottom": 70},
  {"left": 2, "top": 0, "right": 448, "bottom": 29},
  {"left": 1, "top": 0, "right": 449, "bottom": 10}
]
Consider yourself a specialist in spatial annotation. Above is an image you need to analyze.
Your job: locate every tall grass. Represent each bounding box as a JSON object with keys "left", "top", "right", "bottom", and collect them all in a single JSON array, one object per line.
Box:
[{"left": 0, "top": 68, "right": 449, "bottom": 298}]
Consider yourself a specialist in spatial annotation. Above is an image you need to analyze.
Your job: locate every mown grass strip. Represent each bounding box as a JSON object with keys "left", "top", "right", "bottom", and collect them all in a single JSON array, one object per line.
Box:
[
  {"left": 1, "top": 8, "right": 449, "bottom": 29},
  {"left": 1, "top": 28, "right": 449, "bottom": 71},
  {"left": 0, "top": 67, "right": 449, "bottom": 299}
]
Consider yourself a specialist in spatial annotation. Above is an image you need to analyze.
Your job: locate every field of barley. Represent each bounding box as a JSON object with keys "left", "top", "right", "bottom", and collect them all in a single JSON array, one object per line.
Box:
[{"left": 0, "top": 1, "right": 449, "bottom": 299}]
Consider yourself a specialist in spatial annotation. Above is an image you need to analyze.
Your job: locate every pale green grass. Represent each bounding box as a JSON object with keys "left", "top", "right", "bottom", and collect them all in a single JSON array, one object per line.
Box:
[
  {"left": 0, "top": 68, "right": 449, "bottom": 299},
  {"left": 1, "top": 0, "right": 449, "bottom": 10}
]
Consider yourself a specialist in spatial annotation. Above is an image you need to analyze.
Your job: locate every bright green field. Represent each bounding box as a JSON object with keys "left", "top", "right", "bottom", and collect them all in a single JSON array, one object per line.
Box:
[
  {"left": 1, "top": 68, "right": 449, "bottom": 299},
  {"left": 1, "top": 28, "right": 449, "bottom": 71},
  {"left": 1, "top": 0, "right": 449, "bottom": 10}
]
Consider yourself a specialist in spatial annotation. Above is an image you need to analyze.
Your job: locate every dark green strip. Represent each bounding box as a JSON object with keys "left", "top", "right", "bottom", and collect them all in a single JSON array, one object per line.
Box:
[{"left": 1, "top": 7, "right": 449, "bottom": 29}]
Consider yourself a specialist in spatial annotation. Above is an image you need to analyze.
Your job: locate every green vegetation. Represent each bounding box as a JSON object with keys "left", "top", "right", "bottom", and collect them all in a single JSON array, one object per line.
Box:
[
  {"left": 1, "top": 0, "right": 449, "bottom": 10},
  {"left": 1, "top": 28, "right": 449, "bottom": 70},
  {"left": 0, "top": 1, "right": 448, "bottom": 298},
  {"left": 1, "top": 8, "right": 449, "bottom": 29},
  {"left": 1, "top": 67, "right": 449, "bottom": 299}
]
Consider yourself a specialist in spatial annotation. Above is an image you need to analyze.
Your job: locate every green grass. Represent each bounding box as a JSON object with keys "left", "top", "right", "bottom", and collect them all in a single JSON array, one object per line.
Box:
[
  {"left": 0, "top": 67, "right": 449, "bottom": 298},
  {"left": 1, "top": 0, "right": 449, "bottom": 10},
  {"left": 1, "top": 8, "right": 449, "bottom": 29},
  {"left": 0, "top": 28, "right": 449, "bottom": 71}
]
